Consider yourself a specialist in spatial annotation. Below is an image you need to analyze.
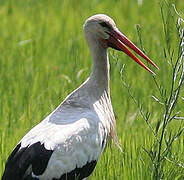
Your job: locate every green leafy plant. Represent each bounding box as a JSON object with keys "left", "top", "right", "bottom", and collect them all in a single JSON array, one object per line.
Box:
[{"left": 121, "top": 2, "right": 184, "bottom": 179}]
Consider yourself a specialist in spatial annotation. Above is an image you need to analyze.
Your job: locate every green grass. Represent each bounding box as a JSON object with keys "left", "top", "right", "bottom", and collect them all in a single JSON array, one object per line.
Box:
[{"left": 0, "top": 0, "right": 184, "bottom": 179}]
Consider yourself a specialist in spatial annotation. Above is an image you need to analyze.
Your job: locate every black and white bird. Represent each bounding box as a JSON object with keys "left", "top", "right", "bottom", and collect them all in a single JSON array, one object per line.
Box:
[{"left": 2, "top": 14, "right": 158, "bottom": 180}]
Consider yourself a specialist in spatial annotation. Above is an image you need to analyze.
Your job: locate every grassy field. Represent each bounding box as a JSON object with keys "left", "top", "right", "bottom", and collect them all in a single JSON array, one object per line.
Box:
[{"left": 0, "top": 0, "right": 184, "bottom": 179}]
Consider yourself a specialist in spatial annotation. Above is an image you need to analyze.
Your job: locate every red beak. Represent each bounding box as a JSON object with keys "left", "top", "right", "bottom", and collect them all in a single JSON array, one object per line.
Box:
[{"left": 108, "top": 28, "right": 159, "bottom": 75}]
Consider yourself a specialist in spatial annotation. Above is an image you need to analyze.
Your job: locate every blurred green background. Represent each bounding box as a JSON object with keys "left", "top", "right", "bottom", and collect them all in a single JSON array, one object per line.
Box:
[{"left": 0, "top": 0, "right": 184, "bottom": 179}]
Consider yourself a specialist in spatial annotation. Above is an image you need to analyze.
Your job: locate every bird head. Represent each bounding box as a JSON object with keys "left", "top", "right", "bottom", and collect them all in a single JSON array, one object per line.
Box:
[{"left": 84, "top": 14, "right": 158, "bottom": 75}]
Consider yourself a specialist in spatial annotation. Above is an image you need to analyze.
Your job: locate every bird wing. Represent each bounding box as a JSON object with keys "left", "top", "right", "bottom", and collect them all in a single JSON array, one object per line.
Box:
[
  {"left": 2, "top": 106, "right": 107, "bottom": 180},
  {"left": 2, "top": 142, "right": 53, "bottom": 180}
]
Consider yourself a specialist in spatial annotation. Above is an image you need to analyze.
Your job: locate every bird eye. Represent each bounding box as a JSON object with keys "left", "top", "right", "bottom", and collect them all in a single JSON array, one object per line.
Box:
[{"left": 99, "top": 22, "right": 111, "bottom": 29}]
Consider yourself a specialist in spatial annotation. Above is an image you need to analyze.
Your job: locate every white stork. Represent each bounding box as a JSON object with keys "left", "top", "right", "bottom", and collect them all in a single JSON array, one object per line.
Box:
[{"left": 2, "top": 14, "right": 158, "bottom": 180}]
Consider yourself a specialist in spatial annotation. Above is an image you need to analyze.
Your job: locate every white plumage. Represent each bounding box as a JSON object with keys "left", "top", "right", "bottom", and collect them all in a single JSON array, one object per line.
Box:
[
  {"left": 2, "top": 14, "right": 158, "bottom": 180},
  {"left": 20, "top": 91, "right": 111, "bottom": 179}
]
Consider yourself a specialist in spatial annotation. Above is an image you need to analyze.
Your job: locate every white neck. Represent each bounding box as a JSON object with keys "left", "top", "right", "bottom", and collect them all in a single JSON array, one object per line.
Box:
[
  {"left": 87, "top": 37, "right": 110, "bottom": 95},
  {"left": 66, "top": 33, "right": 111, "bottom": 102}
]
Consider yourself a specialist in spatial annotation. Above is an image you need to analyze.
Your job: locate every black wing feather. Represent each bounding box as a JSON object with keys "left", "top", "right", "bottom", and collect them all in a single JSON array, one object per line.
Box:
[
  {"left": 53, "top": 160, "right": 97, "bottom": 180},
  {"left": 2, "top": 142, "right": 53, "bottom": 180}
]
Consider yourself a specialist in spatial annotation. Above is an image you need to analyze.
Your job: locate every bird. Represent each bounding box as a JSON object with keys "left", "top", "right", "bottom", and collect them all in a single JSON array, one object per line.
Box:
[{"left": 2, "top": 14, "right": 158, "bottom": 180}]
